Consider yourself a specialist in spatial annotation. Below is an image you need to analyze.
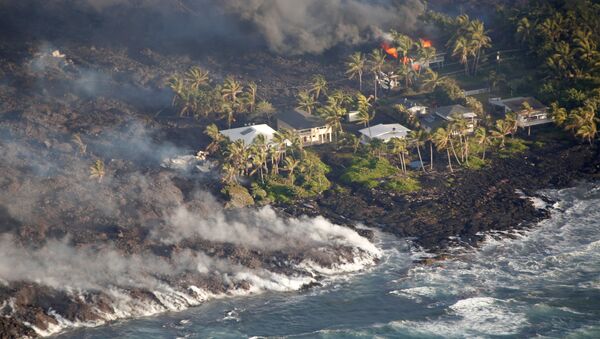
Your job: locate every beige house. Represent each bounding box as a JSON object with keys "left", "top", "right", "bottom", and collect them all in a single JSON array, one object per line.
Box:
[{"left": 276, "top": 109, "right": 333, "bottom": 146}]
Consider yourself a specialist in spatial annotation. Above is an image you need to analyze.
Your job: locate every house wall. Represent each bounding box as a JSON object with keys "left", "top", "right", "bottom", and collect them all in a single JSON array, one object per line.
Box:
[{"left": 276, "top": 119, "right": 332, "bottom": 146}]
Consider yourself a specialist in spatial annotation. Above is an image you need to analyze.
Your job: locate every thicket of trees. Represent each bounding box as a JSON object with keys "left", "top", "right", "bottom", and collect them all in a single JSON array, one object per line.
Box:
[
  {"left": 204, "top": 124, "right": 331, "bottom": 204},
  {"left": 510, "top": 0, "right": 599, "bottom": 143},
  {"left": 167, "top": 67, "right": 275, "bottom": 127}
]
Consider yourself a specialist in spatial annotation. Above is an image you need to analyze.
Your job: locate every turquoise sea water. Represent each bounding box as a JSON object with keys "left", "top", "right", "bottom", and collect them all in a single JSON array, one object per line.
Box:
[{"left": 57, "top": 184, "right": 600, "bottom": 338}]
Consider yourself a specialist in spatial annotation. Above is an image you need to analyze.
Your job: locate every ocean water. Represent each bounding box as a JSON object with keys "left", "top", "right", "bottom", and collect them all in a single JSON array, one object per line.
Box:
[{"left": 57, "top": 184, "right": 600, "bottom": 339}]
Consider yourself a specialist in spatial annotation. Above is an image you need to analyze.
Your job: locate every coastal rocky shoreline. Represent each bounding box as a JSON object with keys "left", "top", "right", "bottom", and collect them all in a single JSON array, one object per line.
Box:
[{"left": 283, "top": 138, "right": 600, "bottom": 253}]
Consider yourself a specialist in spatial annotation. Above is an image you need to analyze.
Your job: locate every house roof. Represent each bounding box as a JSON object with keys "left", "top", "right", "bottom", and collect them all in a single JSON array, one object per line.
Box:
[
  {"left": 499, "top": 97, "right": 547, "bottom": 112},
  {"left": 277, "top": 109, "right": 327, "bottom": 130},
  {"left": 359, "top": 123, "right": 411, "bottom": 141},
  {"left": 434, "top": 104, "right": 476, "bottom": 120},
  {"left": 220, "top": 124, "right": 279, "bottom": 145}
]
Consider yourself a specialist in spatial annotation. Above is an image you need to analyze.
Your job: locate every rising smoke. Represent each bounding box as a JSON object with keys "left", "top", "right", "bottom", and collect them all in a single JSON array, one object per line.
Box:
[{"left": 0, "top": 0, "right": 426, "bottom": 54}]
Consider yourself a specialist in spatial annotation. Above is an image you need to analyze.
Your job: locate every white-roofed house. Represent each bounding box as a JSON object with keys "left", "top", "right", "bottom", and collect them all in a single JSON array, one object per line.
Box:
[
  {"left": 220, "top": 124, "right": 286, "bottom": 147},
  {"left": 359, "top": 123, "right": 411, "bottom": 144}
]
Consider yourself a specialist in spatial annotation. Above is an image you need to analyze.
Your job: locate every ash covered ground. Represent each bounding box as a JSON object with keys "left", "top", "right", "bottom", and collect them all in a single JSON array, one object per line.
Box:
[{"left": 0, "top": 1, "right": 406, "bottom": 336}]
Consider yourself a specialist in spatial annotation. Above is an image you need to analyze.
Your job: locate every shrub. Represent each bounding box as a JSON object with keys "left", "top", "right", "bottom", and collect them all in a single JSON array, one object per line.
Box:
[
  {"left": 385, "top": 176, "right": 421, "bottom": 193},
  {"left": 464, "top": 156, "right": 487, "bottom": 170},
  {"left": 340, "top": 156, "right": 399, "bottom": 189},
  {"left": 223, "top": 184, "right": 255, "bottom": 208}
]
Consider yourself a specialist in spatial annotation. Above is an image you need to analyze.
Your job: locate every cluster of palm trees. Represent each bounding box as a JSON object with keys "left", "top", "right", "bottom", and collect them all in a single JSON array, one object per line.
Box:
[
  {"left": 168, "top": 67, "right": 274, "bottom": 128},
  {"left": 448, "top": 14, "right": 492, "bottom": 76},
  {"left": 552, "top": 100, "right": 599, "bottom": 145},
  {"left": 430, "top": 113, "right": 522, "bottom": 173},
  {"left": 514, "top": 0, "right": 598, "bottom": 145},
  {"left": 344, "top": 33, "right": 441, "bottom": 98},
  {"left": 205, "top": 124, "right": 325, "bottom": 190}
]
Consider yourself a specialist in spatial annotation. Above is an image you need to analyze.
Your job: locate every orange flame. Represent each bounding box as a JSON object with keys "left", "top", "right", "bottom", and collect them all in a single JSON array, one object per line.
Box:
[
  {"left": 381, "top": 42, "right": 398, "bottom": 59},
  {"left": 402, "top": 56, "right": 410, "bottom": 65},
  {"left": 421, "top": 39, "right": 432, "bottom": 48}
]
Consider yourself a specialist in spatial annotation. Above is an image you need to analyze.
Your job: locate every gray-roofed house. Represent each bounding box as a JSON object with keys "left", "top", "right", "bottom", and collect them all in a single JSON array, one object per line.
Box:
[
  {"left": 433, "top": 104, "right": 478, "bottom": 133},
  {"left": 489, "top": 97, "right": 551, "bottom": 129},
  {"left": 276, "top": 109, "right": 333, "bottom": 146},
  {"left": 358, "top": 123, "right": 411, "bottom": 144}
]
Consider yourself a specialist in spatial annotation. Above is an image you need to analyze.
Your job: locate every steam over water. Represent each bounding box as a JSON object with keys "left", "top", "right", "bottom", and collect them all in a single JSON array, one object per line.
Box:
[{"left": 58, "top": 184, "right": 600, "bottom": 338}]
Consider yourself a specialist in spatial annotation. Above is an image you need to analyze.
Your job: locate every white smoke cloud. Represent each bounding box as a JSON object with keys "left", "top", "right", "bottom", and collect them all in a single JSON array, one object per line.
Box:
[{"left": 162, "top": 191, "right": 379, "bottom": 254}]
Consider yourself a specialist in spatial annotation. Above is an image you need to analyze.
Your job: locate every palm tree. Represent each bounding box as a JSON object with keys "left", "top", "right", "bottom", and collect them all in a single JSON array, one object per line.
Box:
[
  {"left": 425, "top": 131, "right": 435, "bottom": 171},
  {"left": 504, "top": 112, "right": 519, "bottom": 137},
  {"left": 186, "top": 66, "right": 210, "bottom": 91},
  {"left": 283, "top": 156, "right": 301, "bottom": 184},
  {"left": 355, "top": 93, "right": 374, "bottom": 134},
  {"left": 452, "top": 36, "right": 471, "bottom": 75},
  {"left": 550, "top": 102, "right": 568, "bottom": 127},
  {"left": 270, "top": 131, "right": 288, "bottom": 174},
  {"left": 575, "top": 120, "right": 597, "bottom": 145},
  {"left": 296, "top": 90, "right": 317, "bottom": 115},
  {"left": 250, "top": 137, "right": 269, "bottom": 183},
  {"left": 468, "top": 20, "right": 491, "bottom": 74},
  {"left": 547, "top": 41, "right": 575, "bottom": 78},
  {"left": 220, "top": 102, "right": 236, "bottom": 129},
  {"left": 475, "top": 127, "right": 491, "bottom": 160},
  {"left": 573, "top": 29, "right": 599, "bottom": 66},
  {"left": 389, "top": 137, "right": 407, "bottom": 173},
  {"left": 89, "top": 159, "right": 106, "bottom": 182},
  {"left": 521, "top": 102, "right": 534, "bottom": 136},
  {"left": 71, "top": 133, "right": 87, "bottom": 155},
  {"left": 254, "top": 100, "right": 276, "bottom": 122},
  {"left": 516, "top": 17, "right": 532, "bottom": 44},
  {"left": 395, "top": 34, "right": 414, "bottom": 61},
  {"left": 328, "top": 90, "right": 352, "bottom": 109},
  {"left": 421, "top": 69, "right": 446, "bottom": 92},
  {"left": 346, "top": 52, "right": 367, "bottom": 92},
  {"left": 491, "top": 119, "right": 512, "bottom": 148},
  {"left": 225, "top": 140, "right": 250, "bottom": 176},
  {"left": 167, "top": 75, "right": 186, "bottom": 106},
  {"left": 221, "top": 162, "right": 238, "bottom": 184},
  {"left": 409, "top": 130, "right": 427, "bottom": 172},
  {"left": 204, "top": 123, "right": 224, "bottom": 154},
  {"left": 310, "top": 75, "right": 328, "bottom": 100},
  {"left": 244, "top": 82, "right": 258, "bottom": 113},
  {"left": 432, "top": 128, "right": 453, "bottom": 173},
  {"left": 487, "top": 70, "right": 506, "bottom": 91},
  {"left": 318, "top": 100, "right": 346, "bottom": 143},
  {"left": 369, "top": 49, "right": 386, "bottom": 99},
  {"left": 221, "top": 76, "right": 244, "bottom": 110},
  {"left": 566, "top": 105, "right": 599, "bottom": 144}
]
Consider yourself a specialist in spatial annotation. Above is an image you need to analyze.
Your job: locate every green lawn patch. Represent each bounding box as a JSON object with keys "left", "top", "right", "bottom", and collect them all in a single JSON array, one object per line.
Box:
[
  {"left": 340, "top": 156, "right": 399, "bottom": 189},
  {"left": 385, "top": 176, "right": 421, "bottom": 193}
]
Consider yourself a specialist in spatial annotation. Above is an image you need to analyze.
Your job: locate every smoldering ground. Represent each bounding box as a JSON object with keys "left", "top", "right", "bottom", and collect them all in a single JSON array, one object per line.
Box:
[
  {"left": 0, "top": 120, "right": 380, "bottom": 290},
  {"left": 0, "top": 0, "right": 426, "bottom": 55}
]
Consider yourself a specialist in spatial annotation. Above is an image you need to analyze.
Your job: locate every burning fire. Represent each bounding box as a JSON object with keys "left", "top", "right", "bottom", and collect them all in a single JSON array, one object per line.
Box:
[
  {"left": 421, "top": 39, "right": 432, "bottom": 48},
  {"left": 381, "top": 42, "right": 398, "bottom": 59}
]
